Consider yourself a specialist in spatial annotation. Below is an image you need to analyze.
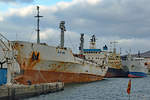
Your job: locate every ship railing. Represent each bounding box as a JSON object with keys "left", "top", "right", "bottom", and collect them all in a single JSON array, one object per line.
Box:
[
  {"left": 75, "top": 57, "right": 107, "bottom": 72},
  {"left": 74, "top": 56, "right": 101, "bottom": 66}
]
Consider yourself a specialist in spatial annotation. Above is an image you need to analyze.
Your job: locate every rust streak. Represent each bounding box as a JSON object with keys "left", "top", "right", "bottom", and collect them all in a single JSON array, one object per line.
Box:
[
  {"left": 26, "top": 51, "right": 40, "bottom": 70},
  {"left": 14, "top": 70, "right": 104, "bottom": 85}
]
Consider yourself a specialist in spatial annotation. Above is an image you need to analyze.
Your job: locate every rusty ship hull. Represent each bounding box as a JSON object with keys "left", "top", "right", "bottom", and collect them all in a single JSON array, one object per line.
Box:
[
  {"left": 15, "top": 70, "right": 104, "bottom": 84},
  {"left": 12, "top": 41, "right": 108, "bottom": 85}
]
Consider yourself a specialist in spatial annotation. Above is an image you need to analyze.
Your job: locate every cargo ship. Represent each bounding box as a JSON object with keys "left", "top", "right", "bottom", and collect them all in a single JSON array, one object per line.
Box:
[
  {"left": 105, "top": 50, "right": 129, "bottom": 78},
  {"left": 122, "top": 54, "right": 148, "bottom": 78},
  {"left": 10, "top": 6, "right": 108, "bottom": 85},
  {"left": 81, "top": 35, "right": 128, "bottom": 78}
]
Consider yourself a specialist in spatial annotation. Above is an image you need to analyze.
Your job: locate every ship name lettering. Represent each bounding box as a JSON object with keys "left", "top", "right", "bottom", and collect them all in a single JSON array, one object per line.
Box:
[{"left": 57, "top": 50, "right": 65, "bottom": 55}]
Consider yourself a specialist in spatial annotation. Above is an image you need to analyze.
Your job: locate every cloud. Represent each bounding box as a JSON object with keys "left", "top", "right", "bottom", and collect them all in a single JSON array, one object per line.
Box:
[
  {"left": 31, "top": 28, "right": 81, "bottom": 52},
  {"left": 1, "top": 0, "right": 150, "bottom": 54},
  {"left": 118, "top": 38, "right": 150, "bottom": 54},
  {"left": 37, "top": 0, "right": 150, "bottom": 39},
  {"left": 0, "top": 0, "right": 34, "bottom": 3},
  {"left": 0, "top": 13, "right": 3, "bottom": 21}
]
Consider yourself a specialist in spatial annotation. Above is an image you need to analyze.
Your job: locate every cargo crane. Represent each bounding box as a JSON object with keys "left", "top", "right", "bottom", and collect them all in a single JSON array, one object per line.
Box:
[
  {"left": 110, "top": 41, "right": 119, "bottom": 54},
  {"left": 0, "top": 33, "right": 18, "bottom": 85}
]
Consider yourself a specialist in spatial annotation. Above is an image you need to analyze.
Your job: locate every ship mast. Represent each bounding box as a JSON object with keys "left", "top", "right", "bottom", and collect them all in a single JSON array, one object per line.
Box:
[
  {"left": 90, "top": 35, "right": 96, "bottom": 49},
  {"left": 59, "top": 21, "right": 66, "bottom": 48},
  {"left": 138, "top": 50, "right": 141, "bottom": 58},
  {"left": 110, "top": 41, "right": 118, "bottom": 53},
  {"left": 35, "top": 6, "right": 43, "bottom": 44},
  {"left": 79, "top": 33, "right": 84, "bottom": 54}
]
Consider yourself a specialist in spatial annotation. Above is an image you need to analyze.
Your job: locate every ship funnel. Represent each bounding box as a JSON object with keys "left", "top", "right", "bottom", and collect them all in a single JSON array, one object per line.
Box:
[
  {"left": 90, "top": 35, "right": 96, "bottom": 49},
  {"left": 59, "top": 21, "right": 66, "bottom": 48},
  {"left": 138, "top": 51, "right": 141, "bottom": 58},
  {"left": 103, "top": 45, "right": 108, "bottom": 51},
  {"left": 79, "top": 33, "right": 84, "bottom": 54}
]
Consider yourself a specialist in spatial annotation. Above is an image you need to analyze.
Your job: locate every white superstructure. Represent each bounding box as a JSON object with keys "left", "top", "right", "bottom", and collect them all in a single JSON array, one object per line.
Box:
[{"left": 122, "top": 54, "right": 148, "bottom": 77}]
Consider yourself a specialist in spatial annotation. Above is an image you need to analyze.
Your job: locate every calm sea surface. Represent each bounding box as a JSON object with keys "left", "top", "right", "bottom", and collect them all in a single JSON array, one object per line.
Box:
[{"left": 24, "top": 76, "right": 150, "bottom": 100}]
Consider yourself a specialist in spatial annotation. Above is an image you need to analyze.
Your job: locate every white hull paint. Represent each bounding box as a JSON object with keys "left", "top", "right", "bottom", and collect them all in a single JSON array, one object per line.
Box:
[
  {"left": 12, "top": 41, "right": 108, "bottom": 78},
  {"left": 122, "top": 56, "right": 148, "bottom": 77}
]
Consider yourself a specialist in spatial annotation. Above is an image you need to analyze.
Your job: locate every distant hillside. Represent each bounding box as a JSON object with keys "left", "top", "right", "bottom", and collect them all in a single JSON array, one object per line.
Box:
[
  {"left": 121, "top": 50, "right": 150, "bottom": 58},
  {"left": 134, "top": 50, "right": 150, "bottom": 58}
]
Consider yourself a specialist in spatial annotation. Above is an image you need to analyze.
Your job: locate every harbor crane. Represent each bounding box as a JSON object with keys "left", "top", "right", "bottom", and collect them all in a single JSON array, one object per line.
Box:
[
  {"left": 110, "top": 41, "right": 119, "bottom": 53},
  {"left": 0, "top": 33, "right": 18, "bottom": 85}
]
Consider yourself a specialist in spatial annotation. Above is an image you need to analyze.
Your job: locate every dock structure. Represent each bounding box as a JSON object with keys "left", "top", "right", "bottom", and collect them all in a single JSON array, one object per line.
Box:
[{"left": 0, "top": 82, "right": 64, "bottom": 100}]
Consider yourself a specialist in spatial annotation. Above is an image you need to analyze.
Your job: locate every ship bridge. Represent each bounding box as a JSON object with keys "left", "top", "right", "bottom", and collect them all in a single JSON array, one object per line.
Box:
[{"left": 83, "top": 49, "right": 101, "bottom": 54}]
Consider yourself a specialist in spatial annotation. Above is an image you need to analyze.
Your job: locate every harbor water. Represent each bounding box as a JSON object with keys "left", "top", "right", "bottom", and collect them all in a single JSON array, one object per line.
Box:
[{"left": 24, "top": 76, "right": 150, "bottom": 100}]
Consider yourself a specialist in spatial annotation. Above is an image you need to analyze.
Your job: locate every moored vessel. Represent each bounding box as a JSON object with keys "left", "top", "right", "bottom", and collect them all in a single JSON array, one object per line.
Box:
[
  {"left": 81, "top": 36, "right": 128, "bottom": 78},
  {"left": 82, "top": 35, "right": 108, "bottom": 67},
  {"left": 122, "top": 54, "right": 148, "bottom": 78},
  {"left": 11, "top": 6, "right": 108, "bottom": 85},
  {"left": 103, "top": 41, "right": 128, "bottom": 78},
  {"left": 105, "top": 50, "right": 128, "bottom": 78}
]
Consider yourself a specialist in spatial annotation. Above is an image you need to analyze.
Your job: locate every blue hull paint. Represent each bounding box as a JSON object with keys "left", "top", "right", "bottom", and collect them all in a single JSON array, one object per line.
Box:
[
  {"left": 0, "top": 68, "right": 7, "bottom": 85},
  {"left": 105, "top": 68, "right": 129, "bottom": 78},
  {"left": 129, "top": 72, "right": 147, "bottom": 77}
]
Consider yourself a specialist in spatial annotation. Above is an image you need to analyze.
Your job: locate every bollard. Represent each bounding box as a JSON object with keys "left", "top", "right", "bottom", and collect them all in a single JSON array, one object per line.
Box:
[
  {"left": 8, "top": 87, "right": 10, "bottom": 100},
  {"left": 56, "top": 83, "right": 58, "bottom": 91},
  {"left": 11, "top": 88, "right": 15, "bottom": 100},
  {"left": 42, "top": 85, "right": 44, "bottom": 94}
]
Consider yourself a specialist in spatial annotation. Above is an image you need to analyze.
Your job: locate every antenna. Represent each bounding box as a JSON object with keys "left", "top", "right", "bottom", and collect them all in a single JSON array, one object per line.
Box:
[
  {"left": 120, "top": 48, "right": 122, "bottom": 54},
  {"left": 138, "top": 50, "right": 141, "bottom": 58},
  {"left": 90, "top": 35, "right": 96, "bottom": 49},
  {"left": 110, "top": 41, "right": 118, "bottom": 53},
  {"left": 16, "top": 33, "right": 18, "bottom": 41},
  {"left": 35, "top": 6, "right": 43, "bottom": 44},
  {"left": 129, "top": 49, "right": 131, "bottom": 54},
  {"left": 59, "top": 21, "right": 66, "bottom": 48}
]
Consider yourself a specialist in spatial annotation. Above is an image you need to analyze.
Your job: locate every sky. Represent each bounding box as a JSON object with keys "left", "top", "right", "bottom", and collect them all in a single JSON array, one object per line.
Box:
[{"left": 0, "top": 0, "right": 150, "bottom": 55}]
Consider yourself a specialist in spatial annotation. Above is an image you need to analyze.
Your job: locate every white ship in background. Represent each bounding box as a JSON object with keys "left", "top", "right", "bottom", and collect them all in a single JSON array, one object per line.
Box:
[
  {"left": 122, "top": 53, "right": 148, "bottom": 78},
  {"left": 80, "top": 34, "right": 108, "bottom": 66},
  {"left": 10, "top": 6, "right": 108, "bottom": 85}
]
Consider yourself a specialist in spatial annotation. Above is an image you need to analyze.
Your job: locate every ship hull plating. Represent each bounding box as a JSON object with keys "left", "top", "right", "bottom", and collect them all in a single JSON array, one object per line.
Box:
[
  {"left": 105, "top": 68, "right": 128, "bottom": 78},
  {"left": 122, "top": 57, "right": 148, "bottom": 78},
  {"left": 12, "top": 41, "right": 108, "bottom": 84},
  {"left": 15, "top": 70, "right": 104, "bottom": 85},
  {"left": 128, "top": 72, "right": 147, "bottom": 78}
]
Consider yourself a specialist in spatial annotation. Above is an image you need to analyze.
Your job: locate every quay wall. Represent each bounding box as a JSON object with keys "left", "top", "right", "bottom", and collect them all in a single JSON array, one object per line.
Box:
[{"left": 0, "top": 82, "right": 64, "bottom": 100}]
